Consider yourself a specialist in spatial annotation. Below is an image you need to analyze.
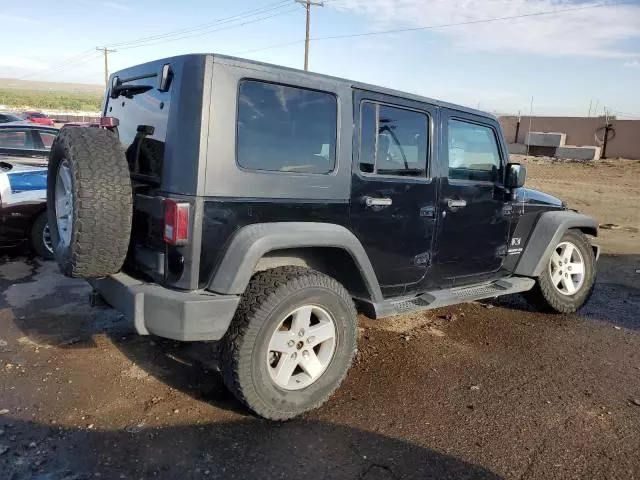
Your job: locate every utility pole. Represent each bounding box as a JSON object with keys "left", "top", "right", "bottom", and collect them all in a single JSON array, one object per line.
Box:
[
  {"left": 96, "top": 47, "right": 116, "bottom": 88},
  {"left": 525, "top": 96, "right": 534, "bottom": 157},
  {"left": 296, "top": 0, "right": 324, "bottom": 71}
]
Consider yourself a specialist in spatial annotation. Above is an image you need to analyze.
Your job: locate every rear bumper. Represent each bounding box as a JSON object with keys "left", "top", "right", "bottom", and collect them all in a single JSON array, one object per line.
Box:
[{"left": 88, "top": 273, "right": 240, "bottom": 341}]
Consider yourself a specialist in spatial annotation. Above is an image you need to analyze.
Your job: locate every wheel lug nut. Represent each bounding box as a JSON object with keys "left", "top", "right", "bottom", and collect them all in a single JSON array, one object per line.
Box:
[
  {"left": 287, "top": 340, "right": 295, "bottom": 348},
  {"left": 302, "top": 350, "right": 310, "bottom": 359},
  {"left": 298, "top": 329, "right": 305, "bottom": 337},
  {"left": 307, "top": 336, "right": 315, "bottom": 344},
  {"left": 291, "top": 352, "right": 297, "bottom": 360}
]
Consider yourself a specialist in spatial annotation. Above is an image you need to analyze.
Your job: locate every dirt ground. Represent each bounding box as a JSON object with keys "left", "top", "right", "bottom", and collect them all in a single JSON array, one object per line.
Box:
[
  {"left": 513, "top": 155, "right": 640, "bottom": 255},
  {"left": 0, "top": 159, "right": 638, "bottom": 480}
]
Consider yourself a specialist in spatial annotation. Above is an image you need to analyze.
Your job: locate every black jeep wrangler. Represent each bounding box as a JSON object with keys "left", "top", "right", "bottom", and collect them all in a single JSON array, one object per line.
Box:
[{"left": 47, "top": 54, "right": 599, "bottom": 420}]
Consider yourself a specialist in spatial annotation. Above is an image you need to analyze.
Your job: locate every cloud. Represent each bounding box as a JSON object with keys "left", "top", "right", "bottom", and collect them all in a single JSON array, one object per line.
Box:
[
  {"left": 330, "top": 0, "right": 640, "bottom": 57},
  {"left": 623, "top": 60, "right": 640, "bottom": 68}
]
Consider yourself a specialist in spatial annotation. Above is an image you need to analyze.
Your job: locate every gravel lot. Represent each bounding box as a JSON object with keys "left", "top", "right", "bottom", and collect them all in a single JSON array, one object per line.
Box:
[{"left": 0, "top": 158, "right": 638, "bottom": 480}]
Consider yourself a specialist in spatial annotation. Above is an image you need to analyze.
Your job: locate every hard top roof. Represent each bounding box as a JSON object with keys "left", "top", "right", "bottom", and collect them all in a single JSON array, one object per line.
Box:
[{"left": 114, "top": 53, "right": 497, "bottom": 121}]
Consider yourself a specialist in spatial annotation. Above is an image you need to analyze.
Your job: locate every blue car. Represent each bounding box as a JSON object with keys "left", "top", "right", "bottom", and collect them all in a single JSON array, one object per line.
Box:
[{"left": 0, "top": 159, "right": 52, "bottom": 259}]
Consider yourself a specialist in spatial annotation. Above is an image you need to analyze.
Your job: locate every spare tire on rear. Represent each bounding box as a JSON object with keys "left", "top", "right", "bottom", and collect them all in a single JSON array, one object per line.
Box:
[{"left": 47, "top": 127, "right": 132, "bottom": 278}]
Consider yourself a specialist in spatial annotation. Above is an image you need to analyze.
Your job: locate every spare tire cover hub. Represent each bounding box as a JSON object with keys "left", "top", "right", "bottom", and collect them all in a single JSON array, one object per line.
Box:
[{"left": 54, "top": 158, "right": 73, "bottom": 248}]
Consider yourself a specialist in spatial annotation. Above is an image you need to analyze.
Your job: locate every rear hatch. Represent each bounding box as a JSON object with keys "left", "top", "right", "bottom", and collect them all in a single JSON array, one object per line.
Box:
[{"left": 103, "top": 54, "right": 211, "bottom": 290}]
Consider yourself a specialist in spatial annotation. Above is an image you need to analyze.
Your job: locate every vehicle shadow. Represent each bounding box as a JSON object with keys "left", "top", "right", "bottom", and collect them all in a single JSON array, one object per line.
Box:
[
  {"left": 0, "top": 417, "right": 503, "bottom": 480},
  {"left": 0, "top": 254, "right": 251, "bottom": 416},
  {"left": 489, "top": 254, "right": 640, "bottom": 331}
]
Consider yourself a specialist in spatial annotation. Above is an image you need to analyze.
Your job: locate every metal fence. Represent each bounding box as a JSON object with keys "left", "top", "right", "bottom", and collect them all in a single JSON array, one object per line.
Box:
[{"left": 49, "top": 113, "right": 101, "bottom": 124}]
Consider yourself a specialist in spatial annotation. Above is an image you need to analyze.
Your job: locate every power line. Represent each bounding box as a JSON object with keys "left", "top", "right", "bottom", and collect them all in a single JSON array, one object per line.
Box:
[
  {"left": 105, "top": 1, "right": 295, "bottom": 49},
  {"left": 236, "top": 1, "right": 629, "bottom": 55},
  {"left": 15, "top": 2, "right": 299, "bottom": 82},
  {"left": 18, "top": 50, "right": 102, "bottom": 81},
  {"left": 113, "top": 7, "right": 301, "bottom": 50}
]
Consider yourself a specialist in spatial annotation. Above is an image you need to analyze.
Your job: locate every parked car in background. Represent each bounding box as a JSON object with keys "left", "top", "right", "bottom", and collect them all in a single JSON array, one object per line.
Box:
[
  {"left": 0, "top": 123, "right": 58, "bottom": 165},
  {"left": 0, "top": 111, "right": 26, "bottom": 124},
  {"left": 0, "top": 160, "right": 51, "bottom": 259},
  {"left": 23, "top": 111, "right": 55, "bottom": 127},
  {"left": 63, "top": 122, "right": 99, "bottom": 128}
]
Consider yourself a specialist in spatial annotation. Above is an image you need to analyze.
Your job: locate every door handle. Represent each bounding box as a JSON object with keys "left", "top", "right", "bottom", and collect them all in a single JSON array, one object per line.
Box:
[
  {"left": 364, "top": 196, "right": 393, "bottom": 207},
  {"left": 447, "top": 198, "right": 467, "bottom": 209}
]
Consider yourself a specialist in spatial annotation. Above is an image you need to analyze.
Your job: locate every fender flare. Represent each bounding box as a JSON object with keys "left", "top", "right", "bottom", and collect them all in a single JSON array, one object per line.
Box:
[
  {"left": 513, "top": 211, "right": 598, "bottom": 277},
  {"left": 208, "top": 222, "right": 384, "bottom": 302}
]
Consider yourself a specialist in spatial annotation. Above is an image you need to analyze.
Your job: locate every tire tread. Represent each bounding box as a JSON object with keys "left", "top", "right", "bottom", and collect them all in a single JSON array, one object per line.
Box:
[
  {"left": 523, "top": 229, "right": 596, "bottom": 313},
  {"left": 47, "top": 127, "right": 132, "bottom": 277},
  {"left": 220, "top": 266, "right": 357, "bottom": 420}
]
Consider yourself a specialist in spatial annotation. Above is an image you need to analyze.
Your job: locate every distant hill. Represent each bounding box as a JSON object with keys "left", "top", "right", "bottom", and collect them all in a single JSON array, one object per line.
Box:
[
  {"left": 0, "top": 78, "right": 103, "bottom": 94},
  {"left": 0, "top": 78, "right": 103, "bottom": 112}
]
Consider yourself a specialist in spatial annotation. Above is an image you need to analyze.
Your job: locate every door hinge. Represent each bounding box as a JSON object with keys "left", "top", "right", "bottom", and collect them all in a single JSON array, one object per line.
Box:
[
  {"left": 414, "top": 252, "right": 431, "bottom": 266},
  {"left": 502, "top": 204, "right": 514, "bottom": 216},
  {"left": 420, "top": 206, "right": 436, "bottom": 219}
]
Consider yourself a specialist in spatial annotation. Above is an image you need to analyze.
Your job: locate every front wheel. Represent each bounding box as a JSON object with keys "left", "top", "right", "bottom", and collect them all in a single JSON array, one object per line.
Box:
[
  {"left": 220, "top": 267, "right": 358, "bottom": 420},
  {"left": 523, "top": 229, "right": 596, "bottom": 313}
]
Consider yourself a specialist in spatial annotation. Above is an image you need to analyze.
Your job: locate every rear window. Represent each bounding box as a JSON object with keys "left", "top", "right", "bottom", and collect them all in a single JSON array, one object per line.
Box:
[
  {"left": 39, "top": 132, "right": 56, "bottom": 148},
  {"left": 29, "top": 113, "right": 47, "bottom": 118},
  {"left": 236, "top": 80, "right": 337, "bottom": 174}
]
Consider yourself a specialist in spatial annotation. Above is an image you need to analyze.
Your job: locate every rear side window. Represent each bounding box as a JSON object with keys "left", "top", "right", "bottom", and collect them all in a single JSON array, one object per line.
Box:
[
  {"left": 236, "top": 80, "right": 337, "bottom": 174},
  {"left": 359, "top": 102, "right": 428, "bottom": 177},
  {"left": 0, "top": 130, "right": 32, "bottom": 149},
  {"left": 448, "top": 120, "right": 502, "bottom": 182}
]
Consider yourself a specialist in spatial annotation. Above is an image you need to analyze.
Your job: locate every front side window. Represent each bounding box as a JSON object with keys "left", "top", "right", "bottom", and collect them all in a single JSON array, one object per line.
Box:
[
  {"left": 448, "top": 120, "right": 502, "bottom": 182},
  {"left": 359, "top": 102, "right": 428, "bottom": 177},
  {"left": 236, "top": 80, "right": 337, "bottom": 174}
]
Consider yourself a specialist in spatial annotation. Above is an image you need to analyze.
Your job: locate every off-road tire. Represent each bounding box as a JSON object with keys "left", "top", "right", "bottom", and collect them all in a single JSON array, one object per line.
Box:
[
  {"left": 220, "top": 266, "right": 358, "bottom": 420},
  {"left": 47, "top": 127, "right": 132, "bottom": 278},
  {"left": 523, "top": 229, "right": 596, "bottom": 313},
  {"left": 30, "top": 212, "right": 53, "bottom": 260}
]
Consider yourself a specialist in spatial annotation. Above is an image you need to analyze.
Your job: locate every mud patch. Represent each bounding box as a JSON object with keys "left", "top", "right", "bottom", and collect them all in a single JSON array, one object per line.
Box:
[{"left": 0, "top": 260, "right": 36, "bottom": 281}]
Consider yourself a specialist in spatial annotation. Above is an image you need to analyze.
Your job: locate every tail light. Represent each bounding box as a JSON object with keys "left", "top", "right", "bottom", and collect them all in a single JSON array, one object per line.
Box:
[
  {"left": 163, "top": 200, "right": 189, "bottom": 245},
  {"left": 99, "top": 116, "right": 119, "bottom": 128}
]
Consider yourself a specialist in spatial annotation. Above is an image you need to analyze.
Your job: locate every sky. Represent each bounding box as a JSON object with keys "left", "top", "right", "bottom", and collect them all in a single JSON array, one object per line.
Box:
[{"left": 1, "top": 0, "right": 639, "bottom": 117}]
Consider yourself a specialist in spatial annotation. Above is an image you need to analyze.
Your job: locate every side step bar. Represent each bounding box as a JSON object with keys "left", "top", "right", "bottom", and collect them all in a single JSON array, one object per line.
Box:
[{"left": 372, "top": 277, "right": 535, "bottom": 319}]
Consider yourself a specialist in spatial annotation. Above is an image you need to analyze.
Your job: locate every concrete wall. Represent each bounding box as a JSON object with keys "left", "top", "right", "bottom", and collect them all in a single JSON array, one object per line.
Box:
[{"left": 499, "top": 116, "right": 640, "bottom": 160}]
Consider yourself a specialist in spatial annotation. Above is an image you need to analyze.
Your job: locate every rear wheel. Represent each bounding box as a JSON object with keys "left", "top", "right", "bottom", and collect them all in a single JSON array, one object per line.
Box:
[
  {"left": 30, "top": 212, "right": 54, "bottom": 260},
  {"left": 220, "top": 267, "right": 358, "bottom": 420},
  {"left": 524, "top": 229, "right": 596, "bottom": 313},
  {"left": 47, "top": 127, "right": 132, "bottom": 277}
]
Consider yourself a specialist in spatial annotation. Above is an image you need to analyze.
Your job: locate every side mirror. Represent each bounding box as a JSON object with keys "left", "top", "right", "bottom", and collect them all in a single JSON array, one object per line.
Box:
[{"left": 505, "top": 163, "right": 527, "bottom": 189}]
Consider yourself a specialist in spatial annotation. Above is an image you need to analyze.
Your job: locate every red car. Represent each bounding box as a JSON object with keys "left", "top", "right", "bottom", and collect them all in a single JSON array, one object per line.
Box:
[{"left": 23, "top": 111, "right": 55, "bottom": 127}]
